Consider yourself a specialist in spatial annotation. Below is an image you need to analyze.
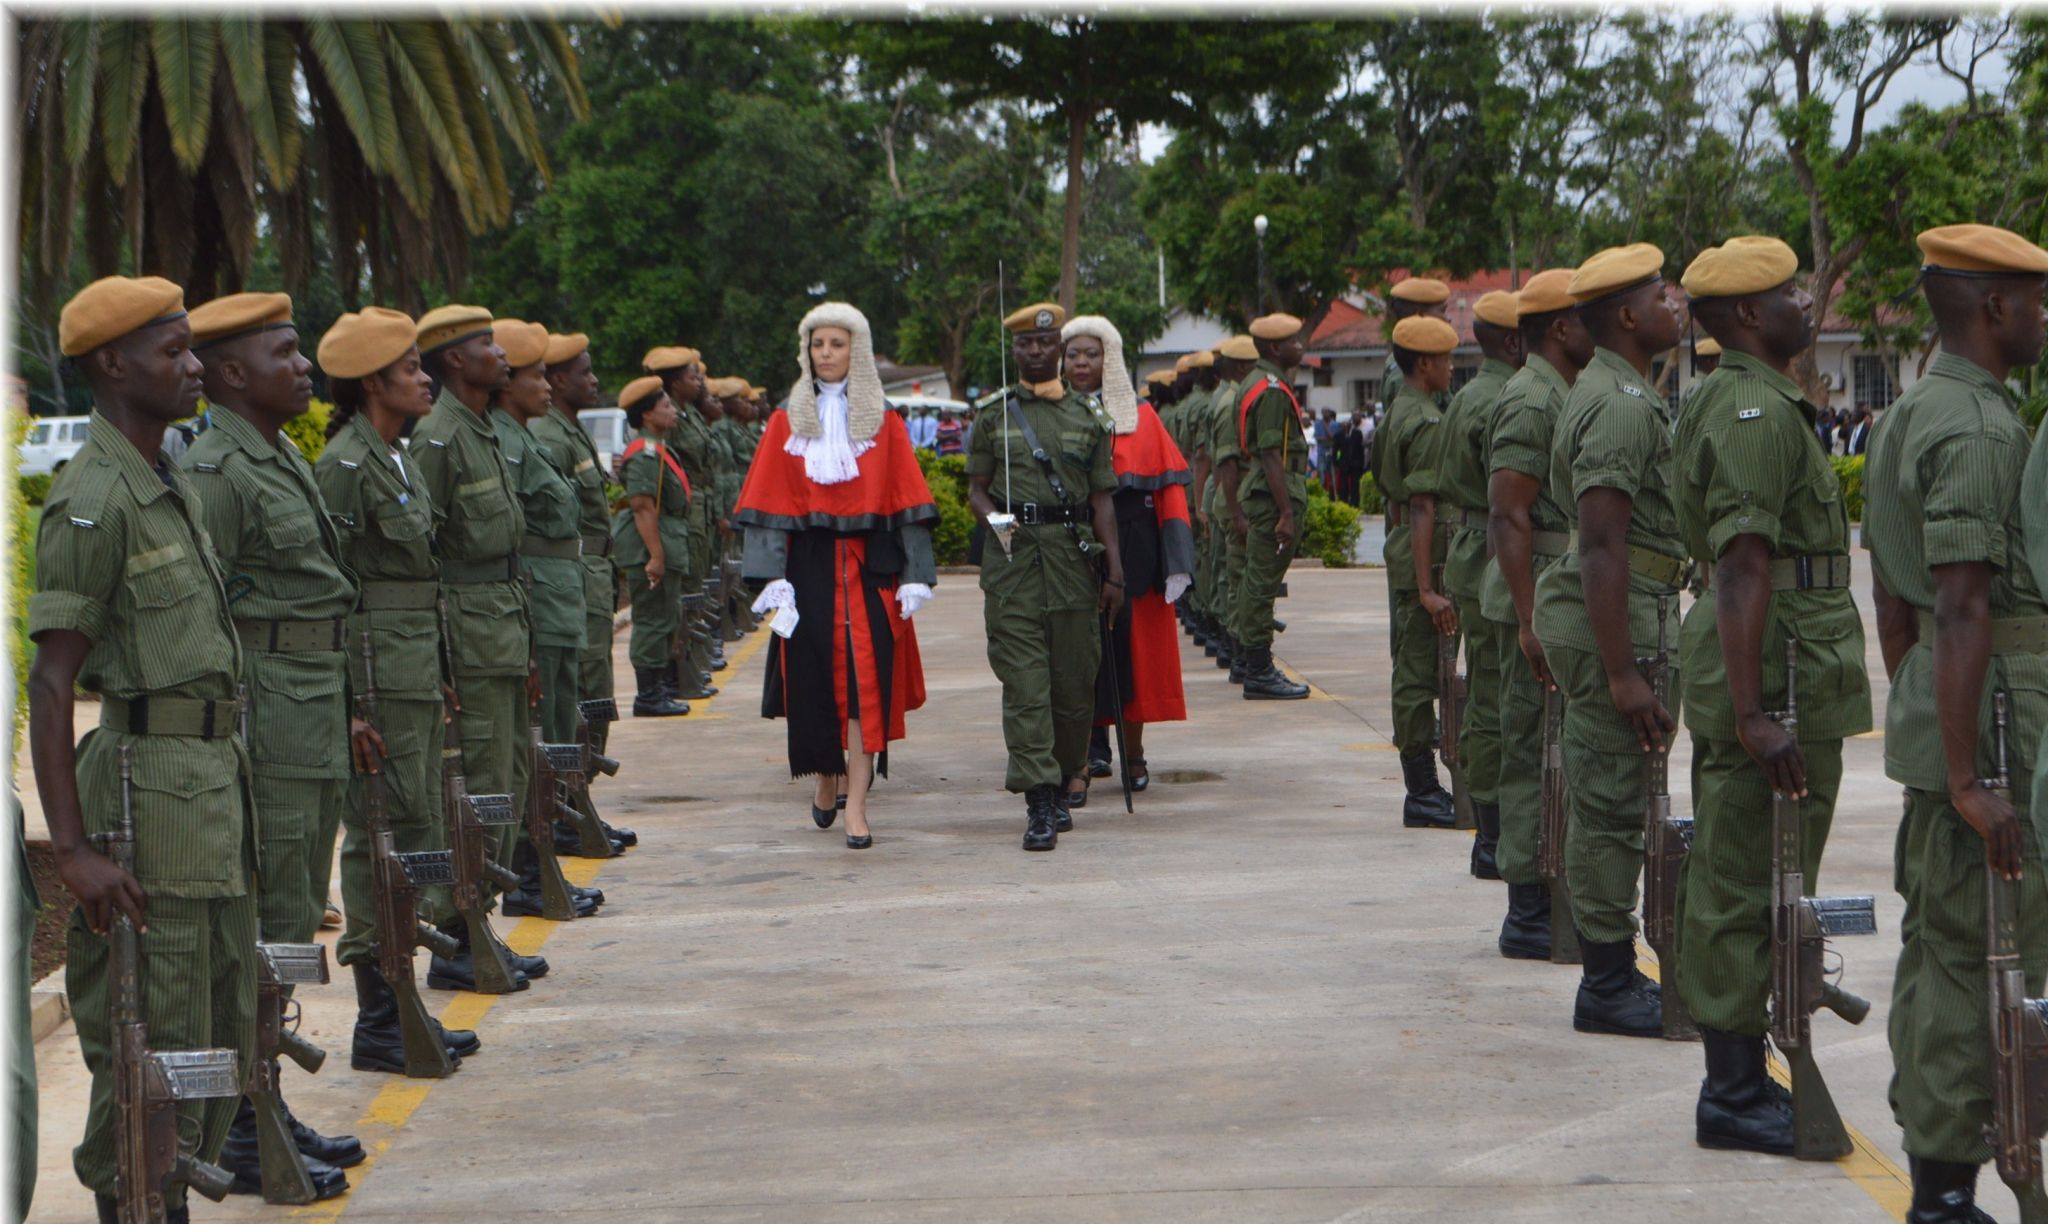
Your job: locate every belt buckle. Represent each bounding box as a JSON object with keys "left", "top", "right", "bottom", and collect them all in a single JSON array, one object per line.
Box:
[{"left": 1795, "top": 555, "right": 1814, "bottom": 590}]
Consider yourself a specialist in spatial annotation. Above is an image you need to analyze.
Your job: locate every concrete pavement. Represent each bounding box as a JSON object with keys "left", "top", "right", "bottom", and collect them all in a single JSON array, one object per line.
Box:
[{"left": 24, "top": 564, "right": 1930, "bottom": 1222}]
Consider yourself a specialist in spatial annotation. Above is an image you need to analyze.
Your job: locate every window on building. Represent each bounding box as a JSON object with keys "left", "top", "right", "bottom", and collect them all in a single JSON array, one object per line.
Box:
[
  {"left": 1352, "top": 379, "right": 1380, "bottom": 411},
  {"left": 1450, "top": 363, "right": 1478, "bottom": 393},
  {"left": 1312, "top": 364, "right": 1333, "bottom": 388},
  {"left": 1853, "top": 354, "right": 1899, "bottom": 408}
]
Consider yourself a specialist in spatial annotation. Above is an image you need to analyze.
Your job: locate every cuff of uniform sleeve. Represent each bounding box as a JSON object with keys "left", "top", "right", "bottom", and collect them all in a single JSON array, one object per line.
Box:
[
  {"left": 1489, "top": 454, "right": 1546, "bottom": 482},
  {"left": 1706, "top": 508, "right": 1783, "bottom": 558},
  {"left": 1406, "top": 468, "right": 1441, "bottom": 495},
  {"left": 27, "top": 591, "right": 106, "bottom": 642},
  {"left": 1925, "top": 519, "right": 2007, "bottom": 571},
  {"left": 1573, "top": 468, "right": 1642, "bottom": 502}
]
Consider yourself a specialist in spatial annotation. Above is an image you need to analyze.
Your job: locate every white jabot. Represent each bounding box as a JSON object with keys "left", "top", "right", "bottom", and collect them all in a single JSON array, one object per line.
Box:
[{"left": 784, "top": 378, "right": 873, "bottom": 484}]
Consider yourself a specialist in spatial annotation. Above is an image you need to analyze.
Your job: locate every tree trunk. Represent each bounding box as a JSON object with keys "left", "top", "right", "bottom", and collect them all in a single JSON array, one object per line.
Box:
[{"left": 1057, "top": 105, "right": 1089, "bottom": 315}]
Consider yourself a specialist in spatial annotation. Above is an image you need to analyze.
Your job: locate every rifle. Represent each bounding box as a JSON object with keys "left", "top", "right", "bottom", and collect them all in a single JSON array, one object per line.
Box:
[
  {"left": 435, "top": 597, "right": 524, "bottom": 994},
  {"left": 524, "top": 725, "right": 585, "bottom": 921},
  {"left": 104, "top": 747, "right": 240, "bottom": 1223},
  {"left": 248, "top": 941, "right": 330, "bottom": 1203},
  {"left": 1639, "top": 594, "right": 1699, "bottom": 1041},
  {"left": 1538, "top": 684, "right": 1582, "bottom": 965},
  {"left": 356, "top": 633, "right": 460, "bottom": 1078},
  {"left": 1984, "top": 690, "right": 2048, "bottom": 1218},
  {"left": 1433, "top": 564, "right": 1474, "bottom": 831},
  {"left": 1767, "top": 639, "right": 1876, "bottom": 1160},
  {"left": 563, "top": 698, "right": 621, "bottom": 859}
]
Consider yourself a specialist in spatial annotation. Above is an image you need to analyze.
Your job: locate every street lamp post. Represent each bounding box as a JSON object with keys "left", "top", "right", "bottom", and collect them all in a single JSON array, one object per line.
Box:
[{"left": 1254, "top": 214, "right": 1269, "bottom": 313}]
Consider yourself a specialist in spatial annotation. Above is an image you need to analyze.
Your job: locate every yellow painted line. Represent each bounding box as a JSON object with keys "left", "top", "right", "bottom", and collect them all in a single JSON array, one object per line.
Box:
[
  {"left": 1634, "top": 943, "right": 1908, "bottom": 1221},
  {"left": 1853, "top": 730, "right": 1885, "bottom": 740},
  {"left": 676, "top": 626, "right": 774, "bottom": 720},
  {"left": 1341, "top": 741, "right": 1399, "bottom": 754}
]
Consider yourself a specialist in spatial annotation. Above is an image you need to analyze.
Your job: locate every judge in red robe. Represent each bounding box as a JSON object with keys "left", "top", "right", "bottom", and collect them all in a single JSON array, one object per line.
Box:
[
  {"left": 736, "top": 303, "right": 937, "bottom": 849},
  {"left": 1059, "top": 315, "right": 1194, "bottom": 805}
]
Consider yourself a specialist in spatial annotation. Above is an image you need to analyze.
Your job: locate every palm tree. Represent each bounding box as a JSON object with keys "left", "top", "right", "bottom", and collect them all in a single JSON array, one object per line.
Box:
[{"left": 14, "top": 17, "right": 590, "bottom": 318}]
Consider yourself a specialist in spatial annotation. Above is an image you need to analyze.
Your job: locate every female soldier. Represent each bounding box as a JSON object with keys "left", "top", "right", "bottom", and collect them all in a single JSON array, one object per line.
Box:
[{"left": 612, "top": 377, "right": 693, "bottom": 717}]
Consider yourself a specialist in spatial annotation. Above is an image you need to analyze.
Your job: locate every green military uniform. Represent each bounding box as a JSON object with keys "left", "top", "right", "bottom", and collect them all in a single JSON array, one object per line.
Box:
[
  {"left": 1176, "top": 384, "right": 1215, "bottom": 626},
  {"left": 1230, "top": 359, "right": 1309, "bottom": 653},
  {"left": 410, "top": 388, "right": 531, "bottom": 875},
  {"left": 1438, "top": 357, "right": 1517, "bottom": 806},
  {"left": 183, "top": 409, "right": 358, "bottom": 944},
  {"left": 1532, "top": 347, "right": 1690, "bottom": 944},
  {"left": 1206, "top": 379, "right": 1247, "bottom": 650},
  {"left": 314, "top": 411, "right": 455, "bottom": 967},
  {"left": 969, "top": 384, "right": 1117, "bottom": 791},
  {"left": 667, "top": 403, "right": 719, "bottom": 681},
  {"left": 530, "top": 406, "right": 618, "bottom": 704},
  {"left": 1670, "top": 351, "right": 1871, "bottom": 1034},
  {"left": 493, "top": 409, "right": 585, "bottom": 743},
  {"left": 1481, "top": 355, "right": 1575, "bottom": 887},
  {"left": 1379, "top": 377, "right": 1449, "bottom": 753},
  {"left": 613, "top": 429, "right": 693, "bottom": 671},
  {"left": 9, "top": 793, "right": 37, "bottom": 1222},
  {"left": 1872, "top": 352, "right": 2048, "bottom": 1163},
  {"left": 32, "top": 414, "right": 258, "bottom": 1207},
  {"left": 711, "top": 415, "right": 747, "bottom": 637}
]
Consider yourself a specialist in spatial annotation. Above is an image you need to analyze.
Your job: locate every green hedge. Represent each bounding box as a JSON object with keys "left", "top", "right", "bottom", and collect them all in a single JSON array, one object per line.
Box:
[
  {"left": 1302, "top": 478, "right": 1364, "bottom": 568},
  {"left": 18, "top": 474, "right": 51, "bottom": 507},
  {"left": 281, "top": 399, "right": 333, "bottom": 463},
  {"left": 1831, "top": 454, "right": 1864, "bottom": 523},
  {"left": 10, "top": 414, "right": 34, "bottom": 746},
  {"left": 1356, "top": 472, "right": 1384, "bottom": 515},
  {"left": 917, "top": 451, "right": 975, "bottom": 566}
]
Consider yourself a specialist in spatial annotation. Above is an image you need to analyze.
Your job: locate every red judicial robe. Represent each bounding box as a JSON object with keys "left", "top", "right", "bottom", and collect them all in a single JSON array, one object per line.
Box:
[
  {"left": 1098, "top": 401, "right": 1194, "bottom": 727},
  {"left": 734, "top": 410, "right": 936, "bottom": 775}
]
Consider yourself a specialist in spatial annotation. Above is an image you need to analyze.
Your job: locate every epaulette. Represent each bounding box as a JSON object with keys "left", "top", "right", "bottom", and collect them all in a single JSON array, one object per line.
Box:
[
  {"left": 337, "top": 459, "right": 360, "bottom": 470},
  {"left": 1621, "top": 385, "right": 1644, "bottom": 398}
]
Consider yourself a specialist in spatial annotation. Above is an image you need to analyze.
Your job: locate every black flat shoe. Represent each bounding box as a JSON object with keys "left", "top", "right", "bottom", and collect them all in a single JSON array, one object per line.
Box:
[
  {"left": 812, "top": 804, "right": 837, "bottom": 829},
  {"left": 846, "top": 833, "right": 872, "bottom": 849},
  {"left": 1066, "top": 786, "right": 1088, "bottom": 810},
  {"left": 1087, "top": 757, "right": 1113, "bottom": 779},
  {"left": 1129, "top": 760, "right": 1150, "bottom": 792}
]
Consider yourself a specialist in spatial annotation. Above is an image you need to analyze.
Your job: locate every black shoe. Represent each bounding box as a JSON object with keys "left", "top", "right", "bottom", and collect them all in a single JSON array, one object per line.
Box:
[
  {"left": 1498, "top": 882, "right": 1553, "bottom": 960},
  {"left": 1023, "top": 785, "right": 1059, "bottom": 851},
  {"left": 349, "top": 960, "right": 455, "bottom": 1075},
  {"left": 220, "top": 1099, "right": 351, "bottom": 1200},
  {"left": 603, "top": 820, "right": 638, "bottom": 848},
  {"left": 501, "top": 887, "right": 599, "bottom": 919},
  {"left": 1908, "top": 1157, "right": 1997, "bottom": 1223},
  {"left": 1228, "top": 654, "right": 1248, "bottom": 684},
  {"left": 430, "top": 1013, "right": 480, "bottom": 1059},
  {"left": 509, "top": 951, "right": 550, "bottom": 980},
  {"left": 1573, "top": 939, "right": 1664, "bottom": 1038},
  {"left": 631, "top": 668, "right": 689, "bottom": 717},
  {"left": 426, "top": 950, "right": 530, "bottom": 993},
  {"left": 286, "top": 1111, "right": 365, "bottom": 1170},
  {"left": 836, "top": 794, "right": 848, "bottom": 811},
  {"left": 812, "top": 803, "right": 838, "bottom": 829},
  {"left": 846, "top": 833, "right": 872, "bottom": 850},
  {"left": 1471, "top": 803, "right": 1502, "bottom": 880},
  {"left": 1088, "top": 728, "right": 1113, "bottom": 778},
  {"left": 1065, "top": 781, "right": 1089, "bottom": 811},
  {"left": 1054, "top": 790, "right": 1075, "bottom": 833},
  {"left": 1241, "top": 649, "right": 1309, "bottom": 699},
  {"left": 1695, "top": 1028, "right": 1794, "bottom": 1155},
  {"left": 1399, "top": 750, "right": 1459, "bottom": 828},
  {"left": 1272, "top": 618, "right": 1287, "bottom": 633}
]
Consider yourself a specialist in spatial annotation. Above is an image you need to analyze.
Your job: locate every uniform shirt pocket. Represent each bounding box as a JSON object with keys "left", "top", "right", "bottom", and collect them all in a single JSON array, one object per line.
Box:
[
  {"left": 247, "top": 656, "right": 349, "bottom": 776},
  {"left": 78, "top": 732, "right": 246, "bottom": 897},
  {"left": 121, "top": 548, "right": 222, "bottom": 691}
]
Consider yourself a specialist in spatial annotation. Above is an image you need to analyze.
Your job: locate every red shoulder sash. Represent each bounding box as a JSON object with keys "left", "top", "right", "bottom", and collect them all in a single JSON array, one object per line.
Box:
[
  {"left": 1238, "top": 375, "right": 1304, "bottom": 453},
  {"left": 622, "top": 437, "right": 691, "bottom": 498}
]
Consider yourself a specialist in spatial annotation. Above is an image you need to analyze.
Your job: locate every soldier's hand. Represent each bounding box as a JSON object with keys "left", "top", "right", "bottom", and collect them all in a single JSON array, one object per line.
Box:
[
  {"left": 1518, "top": 625, "right": 1551, "bottom": 687},
  {"left": 1607, "top": 667, "right": 1673, "bottom": 753},
  {"left": 350, "top": 717, "right": 388, "bottom": 775},
  {"left": 441, "top": 682, "right": 462, "bottom": 716},
  {"left": 1275, "top": 512, "right": 1297, "bottom": 554},
  {"left": 644, "top": 557, "right": 665, "bottom": 588},
  {"left": 1100, "top": 579, "right": 1126, "bottom": 619},
  {"left": 1232, "top": 509, "right": 1250, "bottom": 541},
  {"left": 526, "top": 665, "right": 543, "bottom": 709},
  {"left": 58, "top": 847, "right": 147, "bottom": 935},
  {"left": 1421, "top": 590, "right": 1457, "bottom": 637},
  {"left": 1196, "top": 509, "right": 1211, "bottom": 539},
  {"left": 1956, "top": 783, "right": 2025, "bottom": 880},
  {"left": 1737, "top": 711, "right": 1806, "bottom": 798}
]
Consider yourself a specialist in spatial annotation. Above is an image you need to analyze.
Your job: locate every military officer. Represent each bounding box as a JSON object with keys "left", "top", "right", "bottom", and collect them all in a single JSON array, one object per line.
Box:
[
  {"left": 1873, "top": 223, "right": 2048, "bottom": 1218},
  {"left": 410, "top": 305, "right": 549, "bottom": 987},
  {"left": 1379, "top": 317, "right": 1461, "bottom": 827},
  {"left": 1231, "top": 314, "right": 1313, "bottom": 700},
  {"left": 28, "top": 276, "right": 258, "bottom": 1220},
  {"left": 1531, "top": 243, "right": 1688, "bottom": 1038},
  {"left": 1670, "top": 236, "right": 1872, "bottom": 1155},
  {"left": 1482, "top": 268, "right": 1593, "bottom": 959},
  {"left": 965, "top": 302, "right": 1124, "bottom": 851},
  {"left": 1208, "top": 338, "right": 1258, "bottom": 678},
  {"left": 1371, "top": 277, "right": 1451, "bottom": 490},
  {"left": 612, "top": 377, "right": 693, "bottom": 717},
  {"left": 1435, "top": 290, "right": 1525, "bottom": 874},
  {"left": 646, "top": 347, "right": 720, "bottom": 700},
  {"left": 539, "top": 334, "right": 624, "bottom": 721},
  {"left": 180, "top": 292, "right": 364, "bottom": 1194},
  {"left": 1178, "top": 353, "right": 1221, "bottom": 650}
]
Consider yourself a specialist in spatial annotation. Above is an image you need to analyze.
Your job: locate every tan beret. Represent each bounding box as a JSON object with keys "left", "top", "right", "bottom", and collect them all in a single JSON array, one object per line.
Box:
[
  {"left": 1515, "top": 269, "right": 1578, "bottom": 316},
  {"left": 1681, "top": 236, "right": 1799, "bottom": 299},
  {"left": 707, "top": 376, "right": 746, "bottom": 398},
  {"left": 1918, "top": 224, "right": 2048, "bottom": 276},
  {"left": 1569, "top": 243, "right": 1666, "bottom": 304},
  {"left": 618, "top": 375, "right": 665, "bottom": 412},
  {"left": 416, "top": 304, "right": 494, "bottom": 355},
  {"left": 1250, "top": 313, "right": 1304, "bottom": 340},
  {"left": 59, "top": 276, "right": 188, "bottom": 357},
  {"left": 1003, "top": 302, "right": 1066, "bottom": 333},
  {"left": 1217, "top": 335, "right": 1259, "bottom": 361},
  {"left": 495, "top": 319, "right": 550, "bottom": 369},
  {"left": 317, "top": 307, "right": 418, "bottom": 380},
  {"left": 747, "top": 383, "right": 767, "bottom": 400},
  {"left": 189, "top": 292, "right": 294, "bottom": 350},
  {"left": 544, "top": 332, "right": 590, "bottom": 366},
  {"left": 1189, "top": 350, "right": 1215, "bottom": 369},
  {"left": 642, "top": 345, "right": 701, "bottom": 373},
  {"left": 1145, "top": 369, "right": 1176, "bottom": 386},
  {"left": 1391, "top": 316, "right": 1459, "bottom": 355},
  {"left": 1695, "top": 337, "right": 1722, "bottom": 357},
  {"left": 1390, "top": 277, "right": 1450, "bottom": 305},
  {"left": 1473, "top": 291, "right": 1520, "bottom": 329},
  {"left": 1173, "top": 354, "right": 1193, "bottom": 375}
]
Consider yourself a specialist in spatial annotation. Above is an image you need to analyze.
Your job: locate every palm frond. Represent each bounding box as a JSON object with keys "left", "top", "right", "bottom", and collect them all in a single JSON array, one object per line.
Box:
[
  {"left": 304, "top": 16, "right": 398, "bottom": 173},
  {"left": 58, "top": 19, "right": 101, "bottom": 169},
  {"left": 383, "top": 21, "right": 481, "bottom": 212},
  {"left": 149, "top": 17, "right": 220, "bottom": 171}
]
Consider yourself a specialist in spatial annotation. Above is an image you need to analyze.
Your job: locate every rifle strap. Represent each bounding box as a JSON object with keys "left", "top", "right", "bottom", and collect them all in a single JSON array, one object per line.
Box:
[{"left": 1004, "top": 396, "right": 1093, "bottom": 560}]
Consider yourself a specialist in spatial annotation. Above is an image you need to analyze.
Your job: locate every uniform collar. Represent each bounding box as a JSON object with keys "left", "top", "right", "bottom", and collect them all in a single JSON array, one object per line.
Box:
[
  {"left": 1524, "top": 354, "right": 1569, "bottom": 400},
  {"left": 87, "top": 410, "right": 183, "bottom": 506},
  {"left": 1255, "top": 357, "right": 1287, "bottom": 380},
  {"left": 1590, "top": 345, "right": 1657, "bottom": 395},
  {"left": 206, "top": 403, "right": 284, "bottom": 459},
  {"left": 435, "top": 384, "right": 496, "bottom": 435},
  {"left": 1479, "top": 356, "right": 1517, "bottom": 381},
  {"left": 1929, "top": 351, "right": 2018, "bottom": 404},
  {"left": 1718, "top": 349, "right": 1810, "bottom": 413}
]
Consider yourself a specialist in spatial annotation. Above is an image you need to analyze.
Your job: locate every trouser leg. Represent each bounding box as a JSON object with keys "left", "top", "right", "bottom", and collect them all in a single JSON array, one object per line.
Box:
[
  {"left": 338, "top": 697, "right": 449, "bottom": 968},
  {"left": 1549, "top": 643, "right": 1648, "bottom": 946},
  {"left": 535, "top": 645, "right": 580, "bottom": 743},
  {"left": 1457, "top": 594, "right": 1502, "bottom": 804},
  {"left": 987, "top": 596, "right": 1060, "bottom": 794},
  {"left": 1235, "top": 494, "right": 1300, "bottom": 653},
  {"left": 1390, "top": 589, "right": 1436, "bottom": 755},
  {"left": 580, "top": 557, "right": 616, "bottom": 700},
  {"left": 452, "top": 674, "right": 531, "bottom": 881},
  {"left": 249, "top": 774, "right": 345, "bottom": 944},
  {"left": 625, "top": 567, "right": 680, "bottom": 670},
  {"left": 1048, "top": 609, "right": 1103, "bottom": 784}
]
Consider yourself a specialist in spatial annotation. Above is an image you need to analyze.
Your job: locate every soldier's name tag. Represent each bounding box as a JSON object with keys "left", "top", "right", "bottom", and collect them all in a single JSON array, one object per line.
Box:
[
  {"left": 337, "top": 459, "right": 360, "bottom": 470},
  {"left": 1621, "top": 386, "right": 1644, "bottom": 398},
  {"left": 194, "top": 462, "right": 222, "bottom": 473},
  {"left": 68, "top": 517, "right": 96, "bottom": 528},
  {"left": 1738, "top": 408, "right": 1763, "bottom": 421}
]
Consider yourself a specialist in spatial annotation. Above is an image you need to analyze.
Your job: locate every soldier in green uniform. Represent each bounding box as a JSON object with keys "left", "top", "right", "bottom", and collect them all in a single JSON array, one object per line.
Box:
[
  {"left": 966, "top": 302, "right": 1125, "bottom": 851},
  {"left": 540, "top": 334, "right": 623, "bottom": 711},
  {"left": 490, "top": 320, "right": 602, "bottom": 919},
  {"left": 1232, "top": 313, "right": 1313, "bottom": 700},
  {"left": 1178, "top": 355, "right": 1221, "bottom": 651},
  {"left": 728, "top": 384, "right": 765, "bottom": 633},
  {"left": 708, "top": 377, "right": 751, "bottom": 643},
  {"left": 1481, "top": 268, "right": 1592, "bottom": 959},
  {"left": 1370, "top": 278, "right": 1450, "bottom": 490},
  {"left": 410, "top": 305, "right": 549, "bottom": 986},
  {"left": 1531, "top": 244, "right": 1688, "bottom": 1038},
  {"left": 28, "top": 276, "right": 259, "bottom": 1220},
  {"left": 180, "top": 292, "right": 363, "bottom": 1193},
  {"left": 1208, "top": 339, "right": 1257, "bottom": 678},
  {"left": 1872, "top": 223, "right": 2048, "bottom": 1218},
  {"left": 1436, "top": 291, "right": 1525, "bottom": 874},
  {"left": 312, "top": 308, "right": 485, "bottom": 1064},
  {"left": 1379, "top": 317, "right": 1461, "bottom": 828},
  {"left": 1670, "top": 236, "right": 1872, "bottom": 1154},
  {"left": 647, "top": 347, "right": 720, "bottom": 700},
  {"left": 613, "top": 376, "right": 693, "bottom": 717}
]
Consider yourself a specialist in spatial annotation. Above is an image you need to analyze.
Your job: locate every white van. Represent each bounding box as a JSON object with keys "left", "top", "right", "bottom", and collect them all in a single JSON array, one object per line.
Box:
[
  {"left": 19, "top": 415, "right": 89, "bottom": 475},
  {"left": 577, "top": 408, "right": 628, "bottom": 480}
]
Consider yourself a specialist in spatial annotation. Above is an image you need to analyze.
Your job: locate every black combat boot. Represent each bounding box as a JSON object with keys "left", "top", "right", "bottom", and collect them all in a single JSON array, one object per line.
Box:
[
  {"left": 1498, "top": 882, "right": 1552, "bottom": 960},
  {"left": 1695, "top": 1027, "right": 1794, "bottom": 1155},
  {"left": 632, "top": 667, "right": 688, "bottom": 717},
  {"left": 279, "top": 1084, "right": 365, "bottom": 1168},
  {"left": 1470, "top": 803, "right": 1502, "bottom": 879},
  {"left": 1399, "top": 750, "right": 1459, "bottom": 828},
  {"left": 1023, "top": 785, "right": 1059, "bottom": 851},
  {"left": 1214, "top": 633, "right": 1235, "bottom": 670},
  {"left": 348, "top": 961, "right": 415, "bottom": 1074},
  {"left": 425, "top": 919, "right": 531, "bottom": 993},
  {"left": 1907, "top": 1157, "right": 1998, "bottom": 1223},
  {"left": 219, "top": 1097, "right": 350, "bottom": 1200},
  {"left": 1241, "top": 648, "right": 1310, "bottom": 700},
  {"left": 501, "top": 841, "right": 601, "bottom": 918},
  {"left": 671, "top": 661, "right": 718, "bottom": 701},
  {"left": 1053, "top": 787, "right": 1075, "bottom": 833},
  {"left": 429, "top": 1011, "right": 481, "bottom": 1058},
  {"left": 1573, "top": 938, "right": 1664, "bottom": 1038},
  {"left": 604, "top": 820, "right": 638, "bottom": 848}
]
